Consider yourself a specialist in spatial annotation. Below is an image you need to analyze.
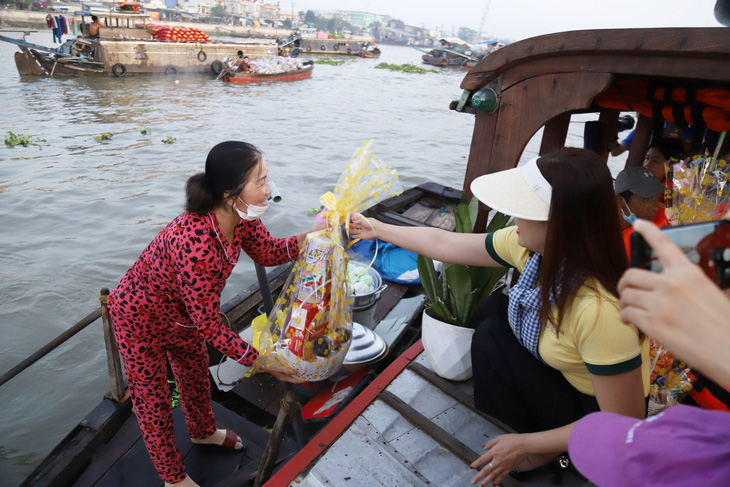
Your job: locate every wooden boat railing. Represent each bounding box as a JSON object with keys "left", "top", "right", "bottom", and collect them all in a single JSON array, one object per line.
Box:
[{"left": 0, "top": 263, "right": 293, "bottom": 398}]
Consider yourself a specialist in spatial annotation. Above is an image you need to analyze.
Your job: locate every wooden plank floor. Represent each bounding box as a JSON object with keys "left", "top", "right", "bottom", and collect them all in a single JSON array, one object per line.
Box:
[
  {"left": 72, "top": 401, "right": 295, "bottom": 487},
  {"left": 297, "top": 352, "right": 592, "bottom": 487}
]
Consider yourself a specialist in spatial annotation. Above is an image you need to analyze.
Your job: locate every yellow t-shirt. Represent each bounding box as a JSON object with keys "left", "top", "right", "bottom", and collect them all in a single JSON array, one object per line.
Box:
[{"left": 485, "top": 226, "right": 650, "bottom": 396}]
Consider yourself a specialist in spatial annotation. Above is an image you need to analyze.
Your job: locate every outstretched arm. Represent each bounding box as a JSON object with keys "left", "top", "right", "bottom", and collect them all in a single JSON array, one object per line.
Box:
[{"left": 350, "top": 214, "right": 504, "bottom": 267}]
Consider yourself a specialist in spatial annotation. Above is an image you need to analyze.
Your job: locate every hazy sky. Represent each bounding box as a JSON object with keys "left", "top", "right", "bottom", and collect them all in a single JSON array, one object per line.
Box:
[{"left": 285, "top": 0, "right": 721, "bottom": 41}]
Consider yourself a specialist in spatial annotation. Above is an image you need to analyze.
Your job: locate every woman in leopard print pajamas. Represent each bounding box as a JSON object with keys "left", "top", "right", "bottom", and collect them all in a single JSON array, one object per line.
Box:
[{"left": 109, "top": 141, "right": 311, "bottom": 487}]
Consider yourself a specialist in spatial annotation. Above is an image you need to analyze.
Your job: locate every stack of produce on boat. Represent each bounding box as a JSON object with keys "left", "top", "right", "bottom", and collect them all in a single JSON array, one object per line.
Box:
[
  {"left": 249, "top": 141, "right": 402, "bottom": 381},
  {"left": 145, "top": 25, "right": 211, "bottom": 42},
  {"left": 249, "top": 56, "right": 303, "bottom": 74}
]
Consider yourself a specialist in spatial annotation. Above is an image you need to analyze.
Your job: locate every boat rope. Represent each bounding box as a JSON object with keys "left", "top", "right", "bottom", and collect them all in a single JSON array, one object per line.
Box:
[{"left": 280, "top": 395, "right": 302, "bottom": 415}]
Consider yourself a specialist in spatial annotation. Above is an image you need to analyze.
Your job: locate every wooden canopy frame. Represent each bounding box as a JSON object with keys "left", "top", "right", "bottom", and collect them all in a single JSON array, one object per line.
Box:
[{"left": 456, "top": 27, "right": 730, "bottom": 218}]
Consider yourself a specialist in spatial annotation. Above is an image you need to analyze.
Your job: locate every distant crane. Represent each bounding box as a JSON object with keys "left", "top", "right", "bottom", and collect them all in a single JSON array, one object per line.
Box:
[{"left": 477, "top": 0, "right": 492, "bottom": 39}]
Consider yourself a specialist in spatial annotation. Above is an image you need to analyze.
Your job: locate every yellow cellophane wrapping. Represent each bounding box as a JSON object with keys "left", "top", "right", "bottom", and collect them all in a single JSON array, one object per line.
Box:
[
  {"left": 666, "top": 153, "right": 729, "bottom": 225},
  {"left": 248, "top": 140, "right": 403, "bottom": 381}
]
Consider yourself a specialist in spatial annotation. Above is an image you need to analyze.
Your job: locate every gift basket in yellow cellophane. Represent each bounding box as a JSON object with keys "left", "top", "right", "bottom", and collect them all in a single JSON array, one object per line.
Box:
[
  {"left": 248, "top": 140, "right": 403, "bottom": 381},
  {"left": 665, "top": 151, "right": 730, "bottom": 225}
]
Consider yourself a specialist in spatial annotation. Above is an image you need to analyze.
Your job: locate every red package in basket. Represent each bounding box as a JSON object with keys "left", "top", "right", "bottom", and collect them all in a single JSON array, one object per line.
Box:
[{"left": 285, "top": 300, "right": 330, "bottom": 360}]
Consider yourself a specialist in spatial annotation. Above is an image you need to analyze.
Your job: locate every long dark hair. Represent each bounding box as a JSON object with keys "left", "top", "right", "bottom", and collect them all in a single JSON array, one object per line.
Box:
[
  {"left": 537, "top": 148, "right": 628, "bottom": 329},
  {"left": 186, "top": 141, "right": 262, "bottom": 215}
]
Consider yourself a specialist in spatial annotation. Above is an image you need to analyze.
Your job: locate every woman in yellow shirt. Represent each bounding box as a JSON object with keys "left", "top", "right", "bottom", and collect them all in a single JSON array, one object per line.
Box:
[{"left": 351, "top": 147, "right": 647, "bottom": 486}]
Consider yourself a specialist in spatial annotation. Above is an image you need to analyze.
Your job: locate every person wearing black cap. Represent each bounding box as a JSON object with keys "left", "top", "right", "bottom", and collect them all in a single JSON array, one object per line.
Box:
[
  {"left": 615, "top": 165, "right": 667, "bottom": 257},
  {"left": 108, "top": 141, "right": 316, "bottom": 487}
]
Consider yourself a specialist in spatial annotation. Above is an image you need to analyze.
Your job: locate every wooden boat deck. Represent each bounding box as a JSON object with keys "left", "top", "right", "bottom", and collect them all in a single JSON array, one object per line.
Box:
[
  {"left": 73, "top": 402, "right": 298, "bottom": 487},
  {"left": 271, "top": 344, "right": 592, "bottom": 487}
]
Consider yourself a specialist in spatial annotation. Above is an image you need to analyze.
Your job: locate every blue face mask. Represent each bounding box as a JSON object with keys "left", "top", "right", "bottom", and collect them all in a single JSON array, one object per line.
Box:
[
  {"left": 622, "top": 211, "right": 637, "bottom": 225},
  {"left": 621, "top": 198, "right": 637, "bottom": 225}
]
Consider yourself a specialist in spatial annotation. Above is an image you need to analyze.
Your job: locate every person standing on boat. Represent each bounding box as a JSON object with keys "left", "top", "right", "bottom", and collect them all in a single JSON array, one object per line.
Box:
[
  {"left": 108, "top": 141, "right": 311, "bottom": 487},
  {"left": 88, "top": 15, "right": 100, "bottom": 39},
  {"left": 350, "top": 148, "right": 648, "bottom": 486}
]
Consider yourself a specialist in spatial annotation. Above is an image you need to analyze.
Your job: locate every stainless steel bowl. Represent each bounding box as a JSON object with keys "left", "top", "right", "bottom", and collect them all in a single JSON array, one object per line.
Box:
[{"left": 348, "top": 261, "right": 387, "bottom": 310}]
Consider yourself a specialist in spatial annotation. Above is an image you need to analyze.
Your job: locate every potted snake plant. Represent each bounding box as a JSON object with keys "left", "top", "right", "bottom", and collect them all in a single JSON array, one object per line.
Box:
[{"left": 418, "top": 196, "right": 512, "bottom": 380}]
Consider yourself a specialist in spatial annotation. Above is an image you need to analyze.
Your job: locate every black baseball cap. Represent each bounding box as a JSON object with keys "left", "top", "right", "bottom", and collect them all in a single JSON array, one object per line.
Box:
[{"left": 614, "top": 166, "right": 665, "bottom": 198}]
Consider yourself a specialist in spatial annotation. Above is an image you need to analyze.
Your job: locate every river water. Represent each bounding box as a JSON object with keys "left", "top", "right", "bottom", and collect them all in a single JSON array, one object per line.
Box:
[{"left": 0, "top": 32, "right": 615, "bottom": 485}]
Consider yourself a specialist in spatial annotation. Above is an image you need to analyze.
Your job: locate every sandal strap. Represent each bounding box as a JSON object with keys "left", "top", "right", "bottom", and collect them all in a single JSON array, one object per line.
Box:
[{"left": 221, "top": 429, "right": 238, "bottom": 449}]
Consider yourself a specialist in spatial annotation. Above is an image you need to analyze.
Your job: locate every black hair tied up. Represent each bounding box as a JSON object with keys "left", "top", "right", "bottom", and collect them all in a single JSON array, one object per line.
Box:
[{"left": 186, "top": 141, "right": 262, "bottom": 215}]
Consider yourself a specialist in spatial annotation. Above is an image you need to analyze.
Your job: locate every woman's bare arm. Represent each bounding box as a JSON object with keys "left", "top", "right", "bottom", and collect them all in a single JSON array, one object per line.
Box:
[{"left": 350, "top": 214, "right": 505, "bottom": 267}]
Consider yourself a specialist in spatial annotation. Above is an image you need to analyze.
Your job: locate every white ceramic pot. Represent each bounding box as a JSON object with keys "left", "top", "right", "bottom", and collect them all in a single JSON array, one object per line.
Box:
[{"left": 421, "top": 309, "right": 476, "bottom": 381}]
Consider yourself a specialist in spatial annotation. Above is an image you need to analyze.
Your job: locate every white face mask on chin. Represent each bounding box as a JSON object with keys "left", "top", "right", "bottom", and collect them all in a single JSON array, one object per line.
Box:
[{"left": 235, "top": 197, "right": 269, "bottom": 221}]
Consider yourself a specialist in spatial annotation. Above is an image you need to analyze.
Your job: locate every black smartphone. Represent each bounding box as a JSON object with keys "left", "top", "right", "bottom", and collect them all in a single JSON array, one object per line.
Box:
[{"left": 630, "top": 220, "right": 730, "bottom": 289}]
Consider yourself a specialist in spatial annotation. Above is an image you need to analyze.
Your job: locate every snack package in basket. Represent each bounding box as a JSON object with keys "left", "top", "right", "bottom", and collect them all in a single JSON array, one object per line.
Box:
[
  {"left": 647, "top": 340, "right": 695, "bottom": 415},
  {"left": 248, "top": 140, "right": 403, "bottom": 381}
]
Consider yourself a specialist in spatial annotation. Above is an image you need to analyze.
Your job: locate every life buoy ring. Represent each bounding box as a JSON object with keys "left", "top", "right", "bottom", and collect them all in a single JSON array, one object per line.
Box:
[
  {"left": 211, "top": 60, "right": 224, "bottom": 74},
  {"left": 320, "top": 45, "right": 326, "bottom": 51},
  {"left": 305, "top": 45, "right": 312, "bottom": 52},
  {"left": 197, "top": 50, "right": 207, "bottom": 62},
  {"left": 165, "top": 65, "right": 177, "bottom": 76},
  {"left": 111, "top": 62, "right": 127, "bottom": 77},
  {"left": 333, "top": 44, "right": 339, "bottom": 51},
  {"left": 346, "top": 47, "right": 352, "bottom": 54}
]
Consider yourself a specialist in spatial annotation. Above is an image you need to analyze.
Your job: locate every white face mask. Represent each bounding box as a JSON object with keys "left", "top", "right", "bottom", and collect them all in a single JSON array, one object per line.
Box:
[{"left": 235, "top": 197, "right": 268, "bottom": 221}]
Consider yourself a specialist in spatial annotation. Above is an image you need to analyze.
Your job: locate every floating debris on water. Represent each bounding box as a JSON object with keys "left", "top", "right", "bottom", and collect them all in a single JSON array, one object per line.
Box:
[
  {"left": 375, "top": 63, "right": 437, "bottom": 74},
  {"left": 95, "top": 133, "right": 113, "bottom": 143},
  {"left": 140, "top": 126, "right": 152, "bottom": 135},
  {"left": 315, "top": 57, "right": 348, "bottom": 66},
  {"left": 4, "top": 131, "right": 46, "bottom": 149},
  {"left": 162, "top": 136, "right": 176, "bottom": 144}
]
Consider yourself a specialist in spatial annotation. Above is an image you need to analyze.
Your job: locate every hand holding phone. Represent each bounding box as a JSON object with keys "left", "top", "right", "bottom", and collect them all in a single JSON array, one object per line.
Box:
[
  {"left": 620, "top": 219, "right": 730, "bottom": 388},
  {"left": 630, "top": 220, "right": 730, "bottom": 289}
]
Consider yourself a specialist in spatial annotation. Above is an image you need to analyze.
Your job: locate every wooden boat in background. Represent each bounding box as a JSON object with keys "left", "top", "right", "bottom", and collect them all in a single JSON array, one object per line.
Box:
[
  {"left": 5, "top": 25, "right": 730, "bottom": 487},
  {"left": 1, "top": 13, "right": 280, "bottom": 77},
  {"left": 222, "top": 61, "right": 314, "bottom": 84},
  {"left": 298, "top": 37, "right": 365, "bottom": 56}
]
